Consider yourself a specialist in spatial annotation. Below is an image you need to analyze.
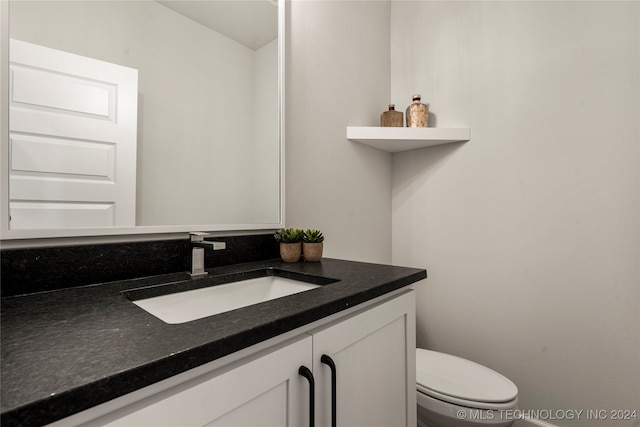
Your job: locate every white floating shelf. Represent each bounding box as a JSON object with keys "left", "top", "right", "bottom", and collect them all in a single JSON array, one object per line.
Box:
[{"left": 347, "top": 126, "right": 470, "bottom": 153}]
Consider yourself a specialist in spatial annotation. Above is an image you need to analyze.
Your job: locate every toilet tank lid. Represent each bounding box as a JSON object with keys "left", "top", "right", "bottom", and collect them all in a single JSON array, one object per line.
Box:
[{"left": 416, "top": 349, "right": 518, "bottom": 403}]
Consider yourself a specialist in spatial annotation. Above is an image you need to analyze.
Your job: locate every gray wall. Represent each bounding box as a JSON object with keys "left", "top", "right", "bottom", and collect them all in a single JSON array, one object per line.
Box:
[
  {"left": 285, "top": 0, "right": 393, "bottom": 263},
  {"left": 390, "top": 1, "right": 639, "bottom": 425}
]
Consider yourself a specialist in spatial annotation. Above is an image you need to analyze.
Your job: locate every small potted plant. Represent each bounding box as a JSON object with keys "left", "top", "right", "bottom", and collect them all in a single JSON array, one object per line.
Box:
[
  {"left": 274, "top": 228, "right": 303, "bottom": 262},
  {"left": 303, "top": 229, "right": 324, "bottom": 262}
]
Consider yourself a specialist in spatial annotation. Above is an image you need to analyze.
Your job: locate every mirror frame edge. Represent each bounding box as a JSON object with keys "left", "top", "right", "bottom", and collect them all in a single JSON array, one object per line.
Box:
[
  {"left": 0, "top": 0, "right": 285, "bottom": 249},
  {"left": 1, "top": 0, "right": 9, "bottom": 240}
]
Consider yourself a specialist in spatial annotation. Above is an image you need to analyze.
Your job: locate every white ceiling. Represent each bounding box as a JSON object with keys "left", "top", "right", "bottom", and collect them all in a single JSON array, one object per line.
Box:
[{"left": 158, "top": 0, "right": 278, "bottom": 51}]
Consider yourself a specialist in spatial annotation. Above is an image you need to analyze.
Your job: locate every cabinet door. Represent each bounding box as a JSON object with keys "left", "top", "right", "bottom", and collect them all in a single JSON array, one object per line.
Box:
[
  {"left": 92, "top": 336, "right": 313, "bottom": 427},
  {"left": 311, "top": 290, "right": 416, "bottom": 427}
]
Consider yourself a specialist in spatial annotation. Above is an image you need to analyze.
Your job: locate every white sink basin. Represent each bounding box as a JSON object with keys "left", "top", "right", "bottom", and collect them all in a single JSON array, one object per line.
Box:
[{"left": 132, "top": 276, "right": 321, "bottom": 324}]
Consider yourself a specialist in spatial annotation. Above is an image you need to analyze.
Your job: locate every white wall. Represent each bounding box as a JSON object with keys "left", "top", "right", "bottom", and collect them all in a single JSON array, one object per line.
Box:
[
  {"left": 390, "top": 1, "right": 639, "bottom": 426},
  {"left": 285, "top": 0, "right": 393, "bottom": 263}
]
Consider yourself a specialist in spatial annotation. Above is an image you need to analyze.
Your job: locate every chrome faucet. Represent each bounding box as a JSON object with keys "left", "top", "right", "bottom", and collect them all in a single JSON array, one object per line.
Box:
[{"left": 189, "top": 232, "right": 226, "bottom": 277}]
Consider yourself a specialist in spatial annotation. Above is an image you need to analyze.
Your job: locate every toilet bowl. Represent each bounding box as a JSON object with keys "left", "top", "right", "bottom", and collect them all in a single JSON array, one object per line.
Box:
[{"left": 416, "top": 349, "right": 518, "bottom": 427}]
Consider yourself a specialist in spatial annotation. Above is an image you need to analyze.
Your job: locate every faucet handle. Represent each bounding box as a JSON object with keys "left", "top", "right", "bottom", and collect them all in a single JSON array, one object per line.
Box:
[
  {"left": 190, "top": 232, "right": 226, "bottom": 250},
  {"left": 190, "top": 231, "right": 209, "bottom": 242},
  {"left": 212, "top": 241, "right": 226, "bottom": 250}
]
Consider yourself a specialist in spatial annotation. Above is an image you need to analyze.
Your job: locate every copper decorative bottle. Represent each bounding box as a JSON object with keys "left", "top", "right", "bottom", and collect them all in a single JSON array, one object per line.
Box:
[
  {"left": 380, "top": 104, "right": 404, "bottom": 127},
  {"left": 406, "top": 94, "right": 428, "bottom": 127}
]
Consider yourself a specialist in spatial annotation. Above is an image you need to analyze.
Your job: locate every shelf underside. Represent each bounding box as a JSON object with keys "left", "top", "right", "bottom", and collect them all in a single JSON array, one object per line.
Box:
[{"left": 347, "top": 127, "right": 470, "bottom": 153}]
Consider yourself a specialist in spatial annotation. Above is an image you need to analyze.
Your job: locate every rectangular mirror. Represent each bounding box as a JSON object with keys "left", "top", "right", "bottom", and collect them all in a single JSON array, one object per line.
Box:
[{"left": 0, "top": 0, "right": 284, "bottom": 241}]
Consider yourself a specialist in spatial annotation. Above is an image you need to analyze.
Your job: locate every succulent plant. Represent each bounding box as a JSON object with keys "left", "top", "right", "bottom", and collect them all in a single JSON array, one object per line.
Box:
[
  {"left": 303, "top": 229, "right": 324, "bottom": 243},
  {"left": 274, "top": 228, "right": 303, "bottom": 243}
]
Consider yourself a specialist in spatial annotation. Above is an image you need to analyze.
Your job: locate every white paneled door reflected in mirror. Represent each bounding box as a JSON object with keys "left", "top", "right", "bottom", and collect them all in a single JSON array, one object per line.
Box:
[
  {"left": 9, "top": 39, "right": 139, "bottom": 230},
  {"left": 1, "top": 0, "right": 284, "bottom": 240}
]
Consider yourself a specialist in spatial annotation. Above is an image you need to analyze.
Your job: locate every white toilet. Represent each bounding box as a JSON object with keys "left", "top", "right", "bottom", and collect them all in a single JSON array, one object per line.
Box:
[{"left": 416, "top": 349, "right": 518, "bottom": 427}]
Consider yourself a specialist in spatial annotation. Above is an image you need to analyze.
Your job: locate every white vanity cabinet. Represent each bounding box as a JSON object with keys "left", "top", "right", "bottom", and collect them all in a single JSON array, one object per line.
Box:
[
  {"left": 312, "top": 289, "right": 416, "bottom": 427},
  {"left": 94, "top": 336, "right": 313, "bottom": 427},
  {"left": 51, "top": 290, "right": 415, "bottom": 427}
]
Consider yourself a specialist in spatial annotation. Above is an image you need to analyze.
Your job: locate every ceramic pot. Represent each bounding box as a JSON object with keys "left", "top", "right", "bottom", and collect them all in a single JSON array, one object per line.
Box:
[
  {"left": 280, "top": 242, "right": 302, "bottom": 262},
  {"left": 303, "top": 242, "right": 323, "bottom": 262}
]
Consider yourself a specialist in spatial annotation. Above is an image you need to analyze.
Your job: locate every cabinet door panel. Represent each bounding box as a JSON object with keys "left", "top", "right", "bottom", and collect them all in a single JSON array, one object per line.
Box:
[
  {"left": 312, "top": 290, "right": 416, "bottom": 427},
  {"left": 93, "top": 336, "right": 312, "bottom": 427},
  {"left": 205, "top": 382, "right": 287, "bottom": 427}
]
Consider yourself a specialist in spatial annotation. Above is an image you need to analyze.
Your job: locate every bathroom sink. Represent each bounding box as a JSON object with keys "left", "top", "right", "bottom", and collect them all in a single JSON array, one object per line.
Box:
[{"left": 125, "top": 269, "right": 338, "bottom": 324}]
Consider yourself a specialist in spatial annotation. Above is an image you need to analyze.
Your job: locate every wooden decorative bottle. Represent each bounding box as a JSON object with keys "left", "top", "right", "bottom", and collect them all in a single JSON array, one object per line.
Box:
[
  {"left": 380, "top": 104, "right": 403, "bottom": 127},
  {"left": 406, "top": 94, "right": 428, "bottom": 127}
]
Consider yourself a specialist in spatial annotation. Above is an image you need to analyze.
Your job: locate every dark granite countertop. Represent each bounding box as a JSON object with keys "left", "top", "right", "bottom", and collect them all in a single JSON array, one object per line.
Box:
[{"left": 1, "top": 258, "right": 426, "bottom": 426}]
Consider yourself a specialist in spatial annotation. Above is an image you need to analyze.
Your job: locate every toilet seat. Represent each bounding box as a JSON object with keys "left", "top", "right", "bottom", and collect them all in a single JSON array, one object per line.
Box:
[
  {"left": 416, "top": 349, "right": 518, "bottom": 410},
  {"left": 417, "top": 384, "right": 517, "bottom": 411}
]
